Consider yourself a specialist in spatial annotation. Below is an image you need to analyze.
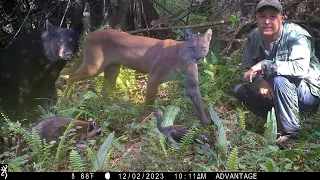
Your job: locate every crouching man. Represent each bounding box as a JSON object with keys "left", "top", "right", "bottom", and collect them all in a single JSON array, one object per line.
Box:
[{"left": 234, "top": 0, "right": 320, "bottom": 148}]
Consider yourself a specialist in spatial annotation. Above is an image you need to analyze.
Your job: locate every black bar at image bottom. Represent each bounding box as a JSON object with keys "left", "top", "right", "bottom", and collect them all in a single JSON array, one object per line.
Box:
[{"left": 3, "top": 172, "right": 318, "bottom": 180}]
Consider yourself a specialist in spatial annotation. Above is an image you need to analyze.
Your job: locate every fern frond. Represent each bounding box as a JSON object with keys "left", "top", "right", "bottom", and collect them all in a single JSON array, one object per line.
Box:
[
  {"left": 103, "top": 147, "right": 113, "bottom": 169},
  {"left": 93, "top": 132, "right": 114, "bottom": 171},
  {"left": 159, "top": 136, "right": 168, "bottom": 159},
  {"left": 210, "top": 106, "right": 227, "bottom": 161},
  {"left": 82, "top": 91, "right": 99, "bottom": 100},
  {"left": 87, "top": 147, "right": 98, "bottom": 168},
  {"left": 69, "top": 150, "right": 87, "bottom": 171},
  {"left": 178, "top": 127, "right": 198, "bottom": 158},
  {"left": 54, "top": 119, "right": 76, "bottom": 169},
  {"left": 210, "top": 106, "right": 222, "bottom": 127},
  {"left": 163, "top": 105, "right": 180, "bottom": 126},
  {"left": 37, "top": 105, "right": 55, "bottom": 119},
  {"left": 38, "top": 139, "right": 49, "bottom": 165},
  {"left": 236, "top": 108, "right": 248, "bottom": 129},
  {"left": 8, "top": 162, "right": 22, "bottom": 172},
  {"left": 1, "top": 112, "right": 10, "bottom": 122},
  {"left": 260, "top": 158, "right": 277, "bottom": 172},
  {"left": 226, "top": 147, "right": 238, "bottom": 171},
  {"left": 6, "top": 120, "right": 30, "bottom": 139},
  {"left": 191, "top": 162, "right": 215, "bottom": 172},
  {"left": 7, "top": 154, "right": 29, "bottom": 172},
  {"left": 26, "top": 129, "right": 42, "bottom": 156},
  {"left": 305, "top": 149, "right": 320, "bottom": 162}
]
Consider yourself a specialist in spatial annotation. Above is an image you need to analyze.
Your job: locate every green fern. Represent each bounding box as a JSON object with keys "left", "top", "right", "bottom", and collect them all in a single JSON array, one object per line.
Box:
[
  {"left": 210, "top": 105, "right": 227, "bottom": 161},
  {"left": 4, "top": 117, "right": 44, "bottom": 159},
  {"left": 163, "top": 105, "right": 180, "bottom": 126},
  {"left": 40, "top": 139, "right": 55, "bottom": 164},
  {"left": 177, "top": 126, "right": 212, "bottom": 157},
  {"left": 178, "top": 127, "right": 198, "bottom": 158},
  {"left": 103, "top": 147, "right": 114, "bottom": 169},
  {"left": 159, "top": 136, "right": 168, "bottom": 158},
  {"left": 1, "top": 112, "right": 10, "bottom": 121},
  {"left": 54, "top": 119, "right": 76, "bottom": 169},
  {"left": 5, "top": 119, "right": 30, "bottom": 139},
  {"left": 305, "top": 148, "right": 320, "bottom": 163},
  {"left": 226, "top": 147, "right": 238, "bottom": 171},
  {"left": 38, "top": 105, "right": 55, "bottom": 119},
  {"left": 26, "top": 129, "right": 43, "bottom": 159},
  {"left": 87, "top": 147, "right": 97, "bottom": 169},
  {"left": 116, "top": 68, "right": 137, "bottom": 98},
  {"left": 105, "top": 135, "right": 127, "bottom": 169},
  {"left": 260, "top": 158, "right": 277, "bottom": 172},
  {"left": 236, "top": 108, "right": 248, "bottom": 129},
  {"left": 92, "top": 132, "right": 114, "bottom": 171},
  {"left": 69, "top": 150, "right": 87, "bottom": 171},
  {"left": 8, "top": 162, "right": 23, "bottom": 172},
  {"left": 58, "top": 91, "right": 100, "bottom": 119},
  {"left": 264, "top": 108, "right": 277, "bottom": 145},
  {"left": 5, "top": 155, "right": 29, "bottom": 172}
]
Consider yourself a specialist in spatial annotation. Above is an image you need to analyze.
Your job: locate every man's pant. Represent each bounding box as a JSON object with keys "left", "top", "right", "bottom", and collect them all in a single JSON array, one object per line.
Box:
[{"left": 234, "top": 76, "right": 320, "bottom": 134}]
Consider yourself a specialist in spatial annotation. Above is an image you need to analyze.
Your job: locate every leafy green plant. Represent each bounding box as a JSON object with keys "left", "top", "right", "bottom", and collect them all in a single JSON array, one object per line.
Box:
[
  {"left": 53, "top": 119, "right": 78, "bottom": 169},
  {"left": 230, "top": 15, "right": 239, "bottom": 27},
  {"left": 260, "top": 158, "right": 277, "bottom": 172},
  {"left": 236, "top": 108, "right": 249, "bottom": 129},
  {"left": 162, "top": 105, "right": 180, "bottom": 126},
  {"left": 178, "top": 127, "right": 198, "bottom": 158},
  {"left": 69, "top": 132, "right": 114, "bottom": 171},
  {"left": 69, "top": 150, "right": 86, "bottom": 171},
  {"left": 226, "top": 147, "right": 238, "bottom": 171},
  {"left": 210, "top": 105, "right": 227, "bottom": 161},
  {"left": 264, "top": 108, "right": 277, "bottom": 145},
  {"left": 93, "top": 132, "right": 114, "bottom": 171}
]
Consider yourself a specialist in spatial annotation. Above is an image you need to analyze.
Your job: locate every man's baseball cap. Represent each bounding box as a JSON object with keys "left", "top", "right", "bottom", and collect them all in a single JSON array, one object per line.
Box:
[{"left": 256, "top": 0, "right": 283, "bottom": 12}]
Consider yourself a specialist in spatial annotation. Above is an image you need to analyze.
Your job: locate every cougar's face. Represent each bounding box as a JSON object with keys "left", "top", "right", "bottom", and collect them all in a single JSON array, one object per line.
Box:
[{"left": 184, "top": 29, "right": 212, "bottom": 64}]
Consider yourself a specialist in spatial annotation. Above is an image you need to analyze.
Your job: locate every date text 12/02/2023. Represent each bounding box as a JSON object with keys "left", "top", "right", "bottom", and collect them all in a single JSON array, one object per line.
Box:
[
  {"left": 117, "top": 172, "right": 258, "bottom": 180},
  {"left": 117, "top": 172, "right": 205, "bottom": 180}
]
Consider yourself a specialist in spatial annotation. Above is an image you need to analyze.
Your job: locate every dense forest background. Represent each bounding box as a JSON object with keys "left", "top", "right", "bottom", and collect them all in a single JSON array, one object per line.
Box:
[{"left": 1, "top": 0, "right": 320, "bottom": 172}]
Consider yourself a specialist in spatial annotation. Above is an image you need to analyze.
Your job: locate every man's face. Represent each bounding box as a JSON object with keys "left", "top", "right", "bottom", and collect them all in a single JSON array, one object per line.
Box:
[{"left": 256, "top": 7, "right": 284, "bottom": 41}]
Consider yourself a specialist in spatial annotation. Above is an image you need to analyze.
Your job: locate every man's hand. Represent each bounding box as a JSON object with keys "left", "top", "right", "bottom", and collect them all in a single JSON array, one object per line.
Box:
[
  {"left": 244, "top": 61, "right": 263, "bottom": 83},
  {"left": 258, "top": 80, "right": 274, "bottom": 100}
]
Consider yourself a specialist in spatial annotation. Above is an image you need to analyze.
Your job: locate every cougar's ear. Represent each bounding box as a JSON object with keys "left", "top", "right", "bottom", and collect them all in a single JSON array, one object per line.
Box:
[
  {"left": 184, "top": 29, "right": 194, "bottom": 41},
  {"left": 204, "top": 29, "right": 212, "bottom": 41}
]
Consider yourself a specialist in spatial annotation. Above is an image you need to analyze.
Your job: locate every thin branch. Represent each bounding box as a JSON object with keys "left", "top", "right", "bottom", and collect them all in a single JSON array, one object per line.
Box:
[
  {"left": 60, "top": 0, "right": 71, "bottom": 27},
  {"left": 212, "top": 0, "right": 237, "bottom": 21},
  {"left": 0, "top": 1, "right": 20, "bottom": 29},
  {"left": 140, "top": 0, "right": 151, "bottom": 36},
  {"left": 215, "top": 38, "right": 246, "bottom": 43},
  {"left": 222, "top": 20, "right": 254, "bottom": 54},
  {"left": 127, "top": 20, "right": 232, "bottom": 35},
  {"left": 218, "top": 28, "right": 236, "bottom": 38},
  {"left": 185, "top": 0, "right": 194, "bottom": 24},
  {"left": 151, "top": 0, "right": 187, "bottom": 25},
  {"left": 151, "top": 0, "right": 174, "bottom": 16},
  {"left": 6, "top": 5, "right": 33, "bottom": 48}
]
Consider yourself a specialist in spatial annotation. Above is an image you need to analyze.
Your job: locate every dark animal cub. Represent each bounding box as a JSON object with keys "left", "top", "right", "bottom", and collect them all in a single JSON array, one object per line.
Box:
[{"left": 0, "top": 20, "right": 83, "bottom": 120}]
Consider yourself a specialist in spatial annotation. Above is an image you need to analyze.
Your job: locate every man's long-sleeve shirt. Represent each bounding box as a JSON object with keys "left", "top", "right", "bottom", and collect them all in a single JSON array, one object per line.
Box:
[{"left": 241, "top": 22, "right": 320, "bottom": 98}]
